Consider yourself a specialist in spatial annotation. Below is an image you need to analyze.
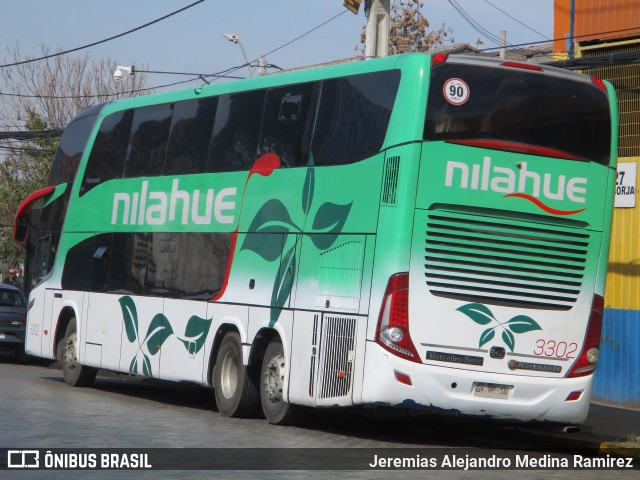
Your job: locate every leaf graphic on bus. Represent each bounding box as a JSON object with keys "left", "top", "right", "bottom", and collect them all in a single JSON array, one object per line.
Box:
[
  {"left": 502, "top": 330, "right": 516, "bottom": 352},
  {"left": 119, "top": 296, "right": 139, "bottom": 343},
  {"left": 302, "top": 166, "right": 315, "bottom": 215},
  {"left": 142, "top": 353, "right": 152, "bottom": 377},
  {"left": 247, "top": 199, "right": 296, "bottom": 232},
  {"left": 456, "top": 303, "right": 495, "bottom": 325},
  {"left": 145, "top": 313, "right": 173, "bottom": 356},
  {"left": 310, "top": 201, "right": 353, "bottom": 250},
  {"left": 479, "top": 328, "right": 496, "bottom": 348},
  {"left": 269, "top": 245, "right": 296, "bottom": 327},
  {"left": 129, "top": 356, "right": 138, "bottom": 374},
  {"left": 506, "top": 315, "right": 542, "bottom": 334},
  {"left": 241, "top": 199, "right": 298, "bottom": 262},
  {"left": 178, "top": 315, "right": 212, "bottom": 355}
]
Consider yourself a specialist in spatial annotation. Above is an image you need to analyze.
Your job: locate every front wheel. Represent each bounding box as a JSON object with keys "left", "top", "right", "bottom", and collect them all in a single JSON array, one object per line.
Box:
[
  {"left": 213, "top": 332, "right": 260, "bottom": 417},
  {"left": 62, "top": 319, "right": 97, "bottom": 387},
  {"left": 260, "top": 340, "right": 298, "bottom": 425}
]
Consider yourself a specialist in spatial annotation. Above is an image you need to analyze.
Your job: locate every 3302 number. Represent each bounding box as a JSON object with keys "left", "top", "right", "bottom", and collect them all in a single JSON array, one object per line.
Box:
[{"left": 533, "top": 339, "right": 578, "bottom": 359}]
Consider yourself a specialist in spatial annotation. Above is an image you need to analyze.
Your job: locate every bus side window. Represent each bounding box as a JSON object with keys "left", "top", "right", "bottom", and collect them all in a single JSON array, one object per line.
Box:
[
  {"left": 258, "top": 83, "right": 317, "bottom": 168},
  {"left": 48, "top": 112, "right": 99, "bottom": 187},
  {"left": 106, "top": 233, "right": 148, "bottom": 296},
  {"left": 124, "top": 104, "right": 174, "bottom": 178},
  {"left": 164, "top": 98, "right": 217, "bottom": 175},
  {"left": 207, "top": 91, "right": 265, "bottom": 172},
  {"left": 311, "top": 71, "right": 399, "bottom": 166},
  {"left": 81, "top": 110, "right": 133, "bottom": 196},
  {"left": 146, "top": 232, "right": 231, "bottom": 300}
]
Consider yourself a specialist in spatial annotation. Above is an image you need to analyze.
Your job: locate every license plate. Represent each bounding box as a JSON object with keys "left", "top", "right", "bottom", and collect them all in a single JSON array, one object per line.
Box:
[{"left": 473, "top": 382, "right": 512, "bottom": 400}]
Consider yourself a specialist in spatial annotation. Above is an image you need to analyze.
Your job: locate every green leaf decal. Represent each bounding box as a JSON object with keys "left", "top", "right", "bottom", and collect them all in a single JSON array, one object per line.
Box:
[
  {"left": 310, "top": 201, "right": 352, "bottom": 250},
  {"left": 302, "top": 167, "right": 315, "bottom": 215},
  {"left": 142, "top": 353, "right": 152, "bottom": 377},
  {"left": 456, "top": 303, "right": 495, "bottom": 325},
  {"left": 179, "top": 316, "right": 212, "bottom": 355},
  {"left": 241, "top": 199, "right": 297, "bottom": 262},
  {"left": 506, "top": 315, "right": 542, "bottom": 334},
  {"left": 119, "top": 296, "right": 138, "bottom": 343},
  {"left": 269, "top": 245, "right": 296, "bottom": 327},
  {"left": 145, "top": 313, "right": 173, "bottom": 356},
  {"left": 129, "top": 356, "right": 138, "bottom": 374},
  {"left": 479, "top": 328, "right": 495, "bottom": 348},
  {"left": 502, "top": 330, "right": 515, "bottom": 352}
]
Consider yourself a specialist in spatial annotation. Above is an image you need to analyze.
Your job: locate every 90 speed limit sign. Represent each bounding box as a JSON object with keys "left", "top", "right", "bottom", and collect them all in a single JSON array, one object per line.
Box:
[{"left": 443, "top": 78, "right": 470, "bottom": 105}]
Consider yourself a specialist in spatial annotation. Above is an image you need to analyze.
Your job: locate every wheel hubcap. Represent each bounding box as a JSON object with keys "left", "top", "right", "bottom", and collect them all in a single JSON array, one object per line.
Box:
[
  {"left": 264, "top": 353, "right": 285, "bottom": 403},
  {"left": 64, "top": 332, "right": 77, "bottom": 371},
  {"left": 220, "top": 350, "right": 238, "bottom": 399}
]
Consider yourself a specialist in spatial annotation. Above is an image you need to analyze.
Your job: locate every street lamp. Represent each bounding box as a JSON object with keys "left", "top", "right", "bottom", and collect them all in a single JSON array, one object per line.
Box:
[{"left": 222, "top": 33, "right": 253, "bottom": 77}]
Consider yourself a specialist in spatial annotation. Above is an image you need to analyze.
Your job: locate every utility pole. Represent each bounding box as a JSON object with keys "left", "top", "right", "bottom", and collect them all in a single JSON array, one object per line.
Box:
[
  {"left": 500, "top": 30, "right": 506, "bottom": 59},
  {"left": 364, "top": 0, "right": 390, "bottom": 58}
]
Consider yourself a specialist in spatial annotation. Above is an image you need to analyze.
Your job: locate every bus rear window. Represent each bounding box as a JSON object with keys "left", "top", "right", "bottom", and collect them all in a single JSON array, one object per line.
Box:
[{"left": 424, "top": 63, "right": 612, "bottom": 165}]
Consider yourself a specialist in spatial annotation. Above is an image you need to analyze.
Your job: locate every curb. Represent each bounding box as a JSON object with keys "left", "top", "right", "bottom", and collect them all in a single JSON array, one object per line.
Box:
[
  {"left": 509, "top": 426, "right": 640, "bottom": 459},
  {"left": 599, "top": 441, "right": 640, "bottom": 459}
]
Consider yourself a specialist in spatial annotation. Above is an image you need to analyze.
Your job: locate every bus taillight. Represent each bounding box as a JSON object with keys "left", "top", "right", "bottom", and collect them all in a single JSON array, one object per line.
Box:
[
  {"left": 431, "top": 54, "right": 448, "bottom": 65},
  {"left": 566, "top": 294, "right": 604, "bottom": 378},
  {"left": 500, "top": 61, "right": 542, "bottom": 71},
  {"left": 375, "top": 273, "right": 420, "bottom": 363},
  {"left": 592, "top": 76, "right": 607, "bottom": 92}
]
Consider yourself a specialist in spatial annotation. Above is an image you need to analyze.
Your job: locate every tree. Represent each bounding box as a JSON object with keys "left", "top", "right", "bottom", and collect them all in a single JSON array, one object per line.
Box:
[
  {"left": 358, "top": 0, "right": 454, "bottom": 54},
  {"left": 0, "top": 44, "right": 152, "bottom": 275}
]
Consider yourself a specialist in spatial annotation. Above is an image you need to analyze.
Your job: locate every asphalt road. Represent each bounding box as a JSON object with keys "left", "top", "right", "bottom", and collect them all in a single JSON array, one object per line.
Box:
[{"left": 0, "top": 355, "right": 637, "bottom": 479}]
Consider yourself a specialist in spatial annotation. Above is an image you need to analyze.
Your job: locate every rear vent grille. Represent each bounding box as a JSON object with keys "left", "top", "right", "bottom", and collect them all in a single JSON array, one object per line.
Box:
[
  {"left": 424, "top": 211, "right": 590, "bottom": 310},
  {"left": 381, "top": 155, "right": 400, "bottom": 205},
  {"left": 318, "top": 316, "right": 356, "bottom": 399}
]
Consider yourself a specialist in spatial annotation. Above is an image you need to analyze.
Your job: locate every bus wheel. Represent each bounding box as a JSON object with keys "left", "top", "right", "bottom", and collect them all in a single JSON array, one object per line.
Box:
[
  {"left": 260, "top": 340, "right": 298, "bottom": 425},
  {"left": 213, "top": 332, "right": 259, "bottom": 417},
  {"left": 61, "top": 319, "right": 97, "bottom": 387}
]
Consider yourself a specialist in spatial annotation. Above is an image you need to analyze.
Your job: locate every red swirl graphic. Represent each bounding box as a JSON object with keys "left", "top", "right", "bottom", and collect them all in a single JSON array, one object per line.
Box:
[{"left": 504, "top": 193, "right": 586, "bottom": 216}]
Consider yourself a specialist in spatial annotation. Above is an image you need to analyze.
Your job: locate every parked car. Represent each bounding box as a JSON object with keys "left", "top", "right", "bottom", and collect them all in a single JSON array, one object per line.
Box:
[{"left": 0, "top": 284, "right": 28, "bottom": 363}]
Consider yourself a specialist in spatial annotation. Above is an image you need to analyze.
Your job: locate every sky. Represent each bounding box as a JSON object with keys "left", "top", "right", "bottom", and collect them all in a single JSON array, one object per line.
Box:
[{"left": 1, "top": 0, "right": 554, "bottom": 94}]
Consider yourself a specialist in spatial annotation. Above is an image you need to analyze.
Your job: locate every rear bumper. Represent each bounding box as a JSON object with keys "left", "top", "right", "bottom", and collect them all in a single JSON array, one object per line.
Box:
[
  {"left": 361, "top": 341, "right": 592, "bottom": 424},
  {"left": 0, "top": 332, "right": 25, "bottom": 348}
]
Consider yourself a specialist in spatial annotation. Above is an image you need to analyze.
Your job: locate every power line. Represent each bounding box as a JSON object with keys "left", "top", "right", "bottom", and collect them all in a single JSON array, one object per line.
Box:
[
  {"left": 0, "top": 8, "right": 347, "bottom": 101},
  {"left": 447, "top": 0, "right": 505, "bottom": 45},
  {"left": 447, "top": 0, "right": 527, "bottom": 55},
  {"left": 0, "top": 0, "right": 206, "bottom": 69},
  {"left": 0, "top": 129, "right": 62, "bottom": 140},
  {"left": 0, "top": 145, "right": 57, "bottom": 155},
  {"left": 483, "top": 0, "right": 551, "bottom": 40},
  {"left": 479, "top": 25, "right": 640, "bottom": 52},
  {"left": 217, "top": 9, "right": 350, "bottom": 79}
]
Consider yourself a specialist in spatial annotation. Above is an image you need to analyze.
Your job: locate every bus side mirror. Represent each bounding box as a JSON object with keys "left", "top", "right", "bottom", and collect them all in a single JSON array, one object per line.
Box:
[
  {"left": 14, "top": 215, "right": 28, "bottom": 243},
  {"left": 14, "top": 186, "right": 56, "bottom": 244}
]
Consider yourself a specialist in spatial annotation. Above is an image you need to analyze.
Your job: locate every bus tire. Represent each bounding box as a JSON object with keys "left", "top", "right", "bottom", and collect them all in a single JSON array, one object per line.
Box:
[
  {"left": 260, "top": 339, "right": 298, "bottom": 425},
  {"left": 61, "top": 319, "right": 97, "bottom": 387},
  {"left": 213, "top": 332, "right": 259, "bottom": 417}
]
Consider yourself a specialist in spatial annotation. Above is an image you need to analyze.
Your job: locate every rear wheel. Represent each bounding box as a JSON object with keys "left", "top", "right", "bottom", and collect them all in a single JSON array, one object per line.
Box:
[
  {"left": 62, "top": 319, "right": 97, "bottom": 387},
  {"left": 260, "top": 340, "right": 298, "bottom": 425},
  {"left": 213, "top": 332, "right": 260, "bottom": 417}
]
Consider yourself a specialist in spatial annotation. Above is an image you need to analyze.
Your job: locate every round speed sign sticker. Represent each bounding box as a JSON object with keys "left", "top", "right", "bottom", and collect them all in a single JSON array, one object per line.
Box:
[{"left": 443, "top": 78, "right": 470, "bottom": 105}]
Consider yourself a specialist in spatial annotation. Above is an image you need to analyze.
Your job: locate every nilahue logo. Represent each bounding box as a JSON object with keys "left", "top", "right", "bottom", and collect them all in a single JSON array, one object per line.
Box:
[
  {"left": 111, "top": 179, "right": 237, "bottom": 226},
  {"left": 445, "top": 157, "right": 587, "bottom": 215}
]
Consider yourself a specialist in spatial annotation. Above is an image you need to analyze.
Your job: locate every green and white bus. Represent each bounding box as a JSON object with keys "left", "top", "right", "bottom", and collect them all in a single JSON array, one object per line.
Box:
[{"left": 16, "top": 53, "right": 618, "bottom": 425}]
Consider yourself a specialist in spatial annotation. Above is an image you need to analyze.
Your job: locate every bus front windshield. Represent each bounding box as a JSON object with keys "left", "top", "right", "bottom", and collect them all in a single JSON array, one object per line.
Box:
[{"left": 424, "top": 63, "right": 612, "bottom": 165}]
